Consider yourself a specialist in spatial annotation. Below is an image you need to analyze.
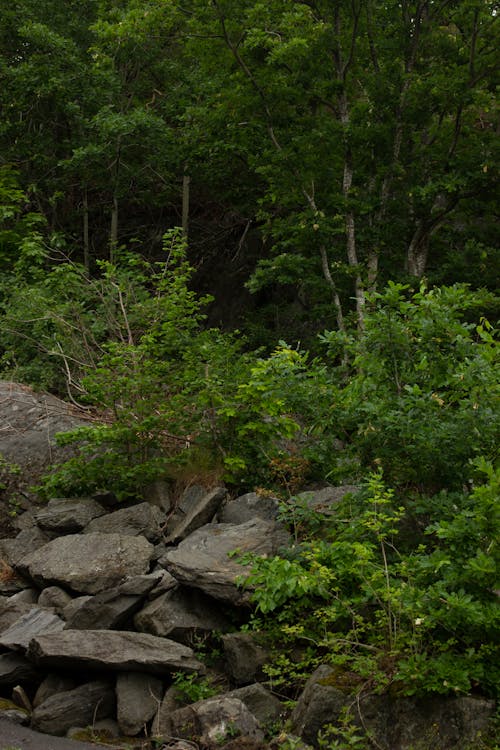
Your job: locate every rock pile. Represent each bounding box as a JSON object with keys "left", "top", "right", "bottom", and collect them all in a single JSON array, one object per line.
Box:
[{"left": 0, "top": 484, "right": 495, "bottom": 750}]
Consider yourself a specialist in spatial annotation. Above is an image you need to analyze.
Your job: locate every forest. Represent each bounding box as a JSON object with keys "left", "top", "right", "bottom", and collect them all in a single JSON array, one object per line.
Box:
[{"left": 0, "top": 0, "right": 499, "bottom": 744}]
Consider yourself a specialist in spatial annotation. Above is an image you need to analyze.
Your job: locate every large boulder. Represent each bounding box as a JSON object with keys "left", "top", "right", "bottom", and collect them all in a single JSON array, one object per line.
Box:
[
  {"left": 0, "top": 607, "right": 64, "bottom": 650},
  {"left": 116, "top": 671, "right": 163, "bottom": 736},
  {"left": 159, "top": 518, "right": 291, "bottom": 605},
  {"left": 164, "top": 486, "right": 228, "bottom": 543},
  {"left": 34, "top": 497, "right": 106, "bottom": 534},
  {"left": 15, "top": 532, "right": 154, "bottom": 594},
  {"left": 0, "top": 381, "right": 87, "bottom": 508},
  {"left": 84, "top": 502, "right": 164, "bottom": 543}
]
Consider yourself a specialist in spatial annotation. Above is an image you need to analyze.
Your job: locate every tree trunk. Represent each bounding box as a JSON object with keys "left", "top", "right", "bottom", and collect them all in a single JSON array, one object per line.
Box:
[
  {"left": 110, "top": 195, "right": 118, "bottom": 263},
  {"left": 182, "top": 171, "right": 190, "bottom": 240},
  {"left": 83, "top": 188, "right": 90, "bottom": 272}
]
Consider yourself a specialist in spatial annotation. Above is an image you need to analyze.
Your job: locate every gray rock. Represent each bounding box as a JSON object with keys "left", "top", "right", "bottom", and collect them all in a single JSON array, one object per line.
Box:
[
  {"left": 160, "top": 518, "right": 291, "bottom": 605},
  {"left": 33, "top": 673, "right": 78, "bottom": 708},
  {"left": 0, "top": 527, "right": 50, "bottom": 566},
  {"left": 0, "top": 597, "right": 33, "bottom": 631},
  {"left": 162, "top": 484, "right": 206, "bottom": 536},
  {"left": 116, "top": 671, "right": 163, "bottom": 736},
  {"left": 0, "top": 708, "right": 29, "bottom": 724},
  {"left": 134, "top": 586, "right": 232, "bottom": 643},
  {"left": 31, "top": 679, "right": 115, "bottom": 736},
  {"left": 27, "top": 629, "right": 205, "bottom": 676},
  {"left": 62, "top": 595, "right": 92, "bottom": 621},
  {"left": 296, "top": 485, "right": 359, "bottom": 514},
  {"left": 64, "top": 573, "right": 164, "bottom": 630},
  {"left": 8, "top": 588, "right": 39, "bottom": 604},
  {"left": 164, "top": 486, "right": 228, "bottom": 543},
  {"left": 147, "top": 569, "right": 178, "bottom": 598},
  {"left": 291, "top": 665, "right": 497, "bottom": 749},
  {"left": 34, "top": 497, "right": 106, "bottom": 533},
  {"left": 0, "top": 652, "right": 40, "bottom": 684},
  {"left": 0, "top": 607, "right": 64, "bottom": 650},
  {"left": 164, "top": 696, "right": 264, "bottom": 745},
  {"left": 228, "top": 683, "right": 284, "bottom": 725},
  {"left": 151, "top": 684, "right": 184, "bottom": 737},
  {"left": 142, "top": 479, "right": 172, "bottom": 512},
  {"left": 37, "top": 586, "right": 73, "bottom": 614},
  {"left": 0, "top": 380, "right": 87, "bottom": 504},
  {"left": 222, "top": 632, "right": 269, "bottom": 685},
  {"left": 16, "top": 532, "right": 154, "bottom": 594},
  {"left": 84, "top": 502, "right": 164, "bottom": 542},
  {"left": 218, "top": 492, "right": 280, "bottom": 525}
]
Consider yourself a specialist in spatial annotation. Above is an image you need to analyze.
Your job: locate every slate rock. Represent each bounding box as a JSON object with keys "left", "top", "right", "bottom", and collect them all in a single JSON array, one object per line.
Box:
[
  {"left": 0, "top": 607, "right": 64, "bottom": 650},
  {"left": 0, "top": 598, "right": 38, "bottom": 631},
  {"left": 228, "top": 683, "right": 284, "bottom": 725},
  {"left": 33, "top": 673, "right": 78, "bottom": 708},
  {"left": 160, "top": 518, "right": 291, "bottom": 604},
  {"left": 0, "top": 527, "right": 50, "bottom": 566},
  {"left": 84, "top": 502, "right": 164, "bottom": 542},
  {"left": 164, "top": 486, "right": 228, "bottom": 543},
  {"left": 164, "top": 696, "right": 264, "bottom": 745},
  {"left": 62, "top": 595, "right": 92, "bottom": 621},
  {"left": 37, "top": 586, "right": 73, "bottom": 614},
  {"left": 31, "top": 679, "right": 115, "bottom": 736},
  {"left": 116, "top": 671, "right": 163, "bottom": 736},
  {"left": 0, "top": 652, "right": 40, "bottom": 685},
  {"left": 222, "top": 632, "right": 270, "bottom": 685},
  {"left": 296, "top": 485, "right": 359, "bottom": 514},
  {"left": 27, "top": 629, "right": 205, "bottom": 676},
  {"left": 8, "top": 587, "right": 39, "bottom": 603},
  {"left": 134, "top": 585, "right": 232, "bottom": 643},
  {"left": 34, "top": 497, "right": 106, "bottom": 533},
  {"left": 218, "top": 492, "right": 280, "bottom": 525},
  {"left": 16, "top": 532, "right": 154, "bottom": 594}
]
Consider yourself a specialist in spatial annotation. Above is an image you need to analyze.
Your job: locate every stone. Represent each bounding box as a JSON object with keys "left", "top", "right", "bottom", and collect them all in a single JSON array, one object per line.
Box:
[
  {"left": 0, "top": 527, "right": 50, "bottom": 567},
  {"left": 0, "top": 607, "right": 64, "bottom": 650},
  {"left": 16, "top": 532, "right": 154, "bottom": 594},
  {"left": 134, "top": 586, "right": 232, "bottom": 643},
  {"left": 0, "top": 380, "right": 87, "bottom": 504},
  {"left": 37, "top": 586, "right": 73, "bottom": 614},
  {"left": 164, "top": 696, "right": 264, "bottom": 745},
  {"left": 62, "top": 595, "right": 92, "bottom": 621},
  {"left": 8, "top": 588, "right": 39, "bottom": 604},
  {"left": 31, "top": 679, "right": 115, "bottom": 736},
  {"left": 0, "top": 598, "right": 34, "bottom": 631},
  {"left": 27, "top": 629, "right": 205, "bottom": 676},
  {"left": 0, "top": 653, "right": 40, "bottom": 685},
  {"left": 164, "top": 486, "right": 228, "bottom": 543},
  {"left": 33, "top": 673, "right": 78, "bottom": 708},
  {"left": 218, "top": 492, "right": 280, "bottom": 525},
  {"left": 34, "top": 497, "right": 106, "bottom": 533},
  {"left": 290, "top": 665, "right": 497, "bottom": 749},
  {"left": 159, "top": 518, "right": 291, "bottom": 605},
  {"left": 84, "top": 502, "right": 164, "bottom": 543},
  {"left": 296, "top": 485, "right": 359, "bottom": 514},
  {"left": 116, "top": 671, "right": 163, "bottom": 736},
  {"left": 64, "top": 573, "right": 164, "bottom": 630},
  {"left": 151, "top": 684, "right": 184, "bottom": 737},
  {"left": 228, "top": 683, "right": 284, "bottom": 725},
  {"left": 222, "top": 632, "right": 269, "bottom": 685}
]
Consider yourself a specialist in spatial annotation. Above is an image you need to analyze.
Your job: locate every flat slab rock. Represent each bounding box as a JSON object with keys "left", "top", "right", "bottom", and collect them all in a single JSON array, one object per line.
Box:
[
  {"left": 16, "top": 532, "right": 154, "bottom": 594},
  {"left": 160, "top": 517, "right": 291, "bottom": 604},
  {"left": 27, "top": 629, "right": 205, "bottom": 676}
]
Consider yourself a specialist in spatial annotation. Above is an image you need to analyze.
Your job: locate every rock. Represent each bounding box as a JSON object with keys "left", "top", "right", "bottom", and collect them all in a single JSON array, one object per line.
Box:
[
  {"left": 296, "top": 485, "right": 359, "bottom": 514},
  {"left": 8, "top": 587, "right": 39, "bottom": 603},
  {"left": 27, "top": 629, "right": 206, "bottom": 676},
  {"left": 164, "top": 696, "right": 265, "bottom": 745},
  {"left": 62, "top": 595, "right": 92, "bottom": 621},
  {"left": 116, "top": 671, "right": 163, "bottom": 736},
  {"left": 290, "top": 665, "right": 497, "bottom": 749},
  {"left": 31, "top": 679, "right": 115, "bottom": 736},
  {"left": 164, "top": 486, "right": 228, "bottom": 543},
  {"left": 0, "top": 598, "right": 34, "bottom": 631},
  {"left": 0, "top": 652, "right": 40, "bottom": 685},
  {"left": 222, "top": 633, "right": 270, "bottom": 685},
  {"left": 0, "top": 527, "right": 50, "bottom": 566},
  {"left": 142, "top": 479, "right": 172, "bottom": 512},
  {"left": 0, "top": 380, "right": 87, "bottom": 504},
  {"left": 37, "top": 586, "right": 73, "bottom": 614},
  {"left": 151, "top": 684, "right": 184, "bottom": 736},
  {"left": 0, "top": 607, "right": 65, "bottom": 650},
  {"left": 16, "top": 532, "right": 154, "bottom": 594},
  {"left": 160, "top": 518, "right": 291, "bottom": 605},
  {"left": 218, "top": 492, "right": 280, "bottom": 525},
  {"left": 228, "top": 683, "right": 284, "bottom": 725},
  {"left": 84, "top": 502, "right": 164, "bottom": 543},
  {"left": 34, "top": 497, "right": 106, "bottom": 533},
  {"left": 64, "top": 573, "right": 164, "bottom": 630},
  {"left": 134, "top": 585, "right": 232, "bottom": 643},
  {"left": 33, "top": 673, "right": 78, "bottom": 708}
]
